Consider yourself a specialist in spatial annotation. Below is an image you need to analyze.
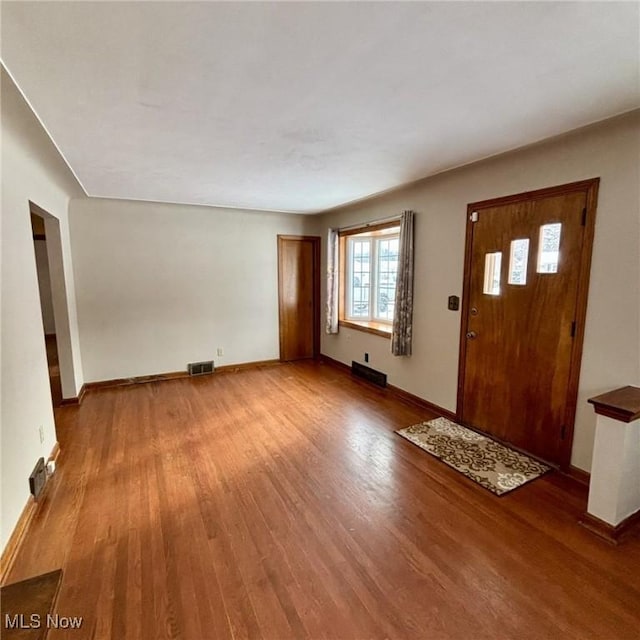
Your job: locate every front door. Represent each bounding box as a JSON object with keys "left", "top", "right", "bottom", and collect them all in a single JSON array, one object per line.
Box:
[
  {"left": 278, "top": 235, "right": 320, "bottom": 361},
  {"left": 458, "top": 179, "right": 598, "bottom": 466}
]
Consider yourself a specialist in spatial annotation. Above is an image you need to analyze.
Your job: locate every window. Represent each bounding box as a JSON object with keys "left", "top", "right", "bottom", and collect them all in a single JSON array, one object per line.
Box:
[
  {"left": 508, "top": 239, "right": 530, "bottom": 286},
  {"left": 537, "top": 223, "right": 562, "bottom": 273},
  {"left": 340, "top": 224, "right": 400, "bottom": 332},
  {"left": 483, "top": 251, "right": 502, "bottom": 296}
]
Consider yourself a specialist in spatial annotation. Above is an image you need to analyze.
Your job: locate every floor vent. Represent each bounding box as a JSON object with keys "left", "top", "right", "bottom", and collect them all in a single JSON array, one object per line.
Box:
[
  {"left": 29, "top": 457, "right": 47, "bottom": 499},
  {"left": 188, "top": 361, "right": 215, "bottom": 376},
  {"left": 351, "top": 361, "right": 387, "bottom": 388}
]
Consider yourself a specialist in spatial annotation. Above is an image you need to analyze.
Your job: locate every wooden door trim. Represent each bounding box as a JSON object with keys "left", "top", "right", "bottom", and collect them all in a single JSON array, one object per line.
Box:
[
  {"left": 277, "top": 235, "right": 321, "bottom": 361},
  {"left": 456, "top": 178, "right": 600, "bottom": 470},
  {"left": 561, "top": 179, "right": 599, "bottom": 467},
  {"left": 467, "top": 178, "right": 600, "bottom": 211}
]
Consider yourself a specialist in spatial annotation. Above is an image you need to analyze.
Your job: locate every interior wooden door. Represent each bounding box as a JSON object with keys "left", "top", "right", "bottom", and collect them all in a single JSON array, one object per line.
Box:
[
  {"left": 458, "top": 180, "right": 598, "bottom": 466},
  {"left": 278, "top": 235, "right": 320, "bottom": 361}
]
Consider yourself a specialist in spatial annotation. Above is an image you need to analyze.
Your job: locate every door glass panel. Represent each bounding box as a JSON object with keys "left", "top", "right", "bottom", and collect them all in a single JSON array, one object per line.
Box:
[
  {"left": 537, "top": 223, "right": 562, "bottom": 273},
  {"left": 483, "top": 252, "right": 502, "bottom": 296},
  {"left": 349, "top": 238, "right": 371, "bottom": 317},
  {"left": 508, "top": 239, "right": 530, "bottom": 285}
]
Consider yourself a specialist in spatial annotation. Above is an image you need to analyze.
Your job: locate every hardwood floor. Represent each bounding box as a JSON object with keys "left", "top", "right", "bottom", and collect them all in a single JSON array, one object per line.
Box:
[{"left": 7, "top": 361, "right": 640, "bottom": 639}]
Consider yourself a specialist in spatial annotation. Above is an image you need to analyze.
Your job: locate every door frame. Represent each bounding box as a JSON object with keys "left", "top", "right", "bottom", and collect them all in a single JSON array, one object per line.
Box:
[
  {"left": 456, "top": 178, "right": 600, "bottom": 469},
  {"left": 277, "top": 235, "right": 321, "bottom": 361},
  {"left": 30, "top": 201, "right": 81, "bottom": 404}
]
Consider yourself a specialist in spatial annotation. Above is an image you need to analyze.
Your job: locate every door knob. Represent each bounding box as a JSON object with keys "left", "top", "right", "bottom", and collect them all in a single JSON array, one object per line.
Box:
[{"left": 466, "top": 331, "right": 477, "bottom": 340}]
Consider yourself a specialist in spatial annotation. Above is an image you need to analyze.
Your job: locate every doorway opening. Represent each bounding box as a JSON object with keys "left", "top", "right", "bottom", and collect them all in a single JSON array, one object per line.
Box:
[
  {"left": 29, "top": 202, "right": 79, "bottom": 408},
  {"left": 31, "top": 212, "right": 62, "bottom": 406}
]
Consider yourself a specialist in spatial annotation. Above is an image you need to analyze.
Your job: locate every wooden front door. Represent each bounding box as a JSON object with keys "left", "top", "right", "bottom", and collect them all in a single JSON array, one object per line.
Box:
[
  {"left": 278, "top": 235, "right": 320, "bottom": 361},
  {"left": 458, "top": 179, "right": 599, "bottom": 467}
]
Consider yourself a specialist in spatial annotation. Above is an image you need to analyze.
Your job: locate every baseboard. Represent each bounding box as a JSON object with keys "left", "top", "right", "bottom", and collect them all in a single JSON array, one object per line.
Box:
[
  {"left": 0, "top": 442, "right": 60, "bottom": 585},
  {"left": 84, "top": 371, "right": 189, "bottom": 392},
  {"left": 579, "top": 510, "right": 640, "bottom": 545},
  {"left": 386, "top": 383, "right": 457, "bottom": 422},
  {"left": 565, "top": 465, "right": 591, "bottom": 487},
  {"left": 319, "top": 353, "right": 457, "bottom": 421},
  {"left": 83, "top": 359, "right": 283, "bottom": 393},
  {"left": 48, "top": 441, "right": 61, "bottom": 465},
  {"left": 319, "top": 354, "right": 351, "bottom": 373},
  {"left": 215, "top": 359, "right": 282, "bottom": 374},
  {"left": 59, "top": 383, "right": 86, "bottom": 406},
  {"left": 0, "top": 498, "right": 37, "bottom": 585}
]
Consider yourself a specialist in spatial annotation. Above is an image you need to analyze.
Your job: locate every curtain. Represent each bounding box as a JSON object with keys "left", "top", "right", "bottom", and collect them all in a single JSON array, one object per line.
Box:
[
  {"left": 391, "top": 210, "right": 415, "bottom": 356},
  {"left": 325, "top": 228, "right": 339, "bottom": 334}
]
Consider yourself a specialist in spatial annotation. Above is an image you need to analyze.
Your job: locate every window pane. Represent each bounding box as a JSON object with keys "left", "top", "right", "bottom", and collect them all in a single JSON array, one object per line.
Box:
[
  {"left": 537, "top": 223, "right": 562, "bottom": 273},
  {"left": 483, "top": 252, "right": 502, "bottom": 296},
  {"left": 350, "top": 239, "right": 371, "bottom": 317},
  {"left": 375, "top": 237, "right": 398, "bottom": 321},
  {"left": 508, "top": 239, "right": 529, "bottom": 285}
]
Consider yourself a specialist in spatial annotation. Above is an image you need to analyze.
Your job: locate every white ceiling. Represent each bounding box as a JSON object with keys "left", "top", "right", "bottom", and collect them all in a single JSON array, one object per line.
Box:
[{"left": 1, "top": 2, "right": 638, "bottom": 214}]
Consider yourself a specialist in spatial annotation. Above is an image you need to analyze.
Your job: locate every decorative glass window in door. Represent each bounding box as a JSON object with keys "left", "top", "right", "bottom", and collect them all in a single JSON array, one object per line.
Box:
[
  {"left": 538, "top": 223, "right": 562, "bottom": 273},
  {"left": 483, "top": 252, "right": 502, "bottom": 296},
  {"left": 508, "top": 239, "right": 530, "bottom": 285}
]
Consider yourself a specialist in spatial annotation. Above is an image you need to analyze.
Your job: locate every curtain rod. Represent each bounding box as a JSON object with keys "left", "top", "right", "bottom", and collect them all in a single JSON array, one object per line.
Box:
[{"left": 337, "top": 214, "right": 401, "bottom": 233}]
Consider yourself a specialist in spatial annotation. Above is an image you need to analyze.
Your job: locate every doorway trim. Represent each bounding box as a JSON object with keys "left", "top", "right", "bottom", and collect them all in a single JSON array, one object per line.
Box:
[
  {"left": 456, "top": 178, "right": 600, "bottom": 469},
  {"left": 29, "top": 201, "right": 81, "bottom": 402},
  {"left": 277, "top": 235, "right": 321, "bottom": 361}
]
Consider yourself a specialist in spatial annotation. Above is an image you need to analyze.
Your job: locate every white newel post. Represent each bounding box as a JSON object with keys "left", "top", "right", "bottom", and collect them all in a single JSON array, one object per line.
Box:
[{"left": 584, "top": 386, "right": 640, "bottom": 542}]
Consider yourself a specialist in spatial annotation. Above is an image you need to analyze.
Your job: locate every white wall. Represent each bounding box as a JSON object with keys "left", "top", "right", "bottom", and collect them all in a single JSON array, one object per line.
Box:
[
  {"left": 33, "top": 239, "right": 56, "bottom": 334},
  {"left": 69, "top": 198, "right": 315, "bottom": 381},
  {"left": 1, "top": 69, "right": 85, "bottom": 549},
  {"left": 319, "top": 111, "right": 640, "bottom": 472}
]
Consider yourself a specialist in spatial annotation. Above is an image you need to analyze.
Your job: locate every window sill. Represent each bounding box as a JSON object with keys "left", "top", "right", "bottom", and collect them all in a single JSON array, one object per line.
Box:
[{"left": 339, "top": 320, "right": 392, "bottom": 339}]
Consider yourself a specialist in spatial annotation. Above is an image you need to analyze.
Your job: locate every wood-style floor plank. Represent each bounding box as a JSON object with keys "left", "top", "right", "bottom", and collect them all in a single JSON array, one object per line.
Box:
[{"left": 7, "top": 360, "right": 640, "bottom": 639}]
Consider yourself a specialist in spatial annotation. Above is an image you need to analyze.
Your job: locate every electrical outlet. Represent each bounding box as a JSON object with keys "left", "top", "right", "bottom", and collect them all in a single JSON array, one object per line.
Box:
[
  {"left": 217, "top": 347, "right": 224, "bottom": 357},
  {"left": 38, "top": 425, "right": 44, "bottom": 444},
  {"left": 364, "top": 353, "right": 369, "bottom": 363}
]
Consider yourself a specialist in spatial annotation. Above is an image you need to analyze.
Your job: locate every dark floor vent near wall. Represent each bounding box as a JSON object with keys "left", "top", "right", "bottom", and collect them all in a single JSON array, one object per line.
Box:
[
  {"left": 188, "top": 361, "right": 215, "bottom": 376},
  {"left": 29, "top": 457, "right": 47, "bottom": 499},
  {"left": 351, "top": 361, "right": 387, "bottom": 388}
]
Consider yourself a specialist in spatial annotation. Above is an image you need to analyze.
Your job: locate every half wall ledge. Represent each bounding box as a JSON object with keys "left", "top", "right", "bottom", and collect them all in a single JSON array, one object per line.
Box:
[{"left": 581, "top": 386, "right": 640, "bottom": 544}]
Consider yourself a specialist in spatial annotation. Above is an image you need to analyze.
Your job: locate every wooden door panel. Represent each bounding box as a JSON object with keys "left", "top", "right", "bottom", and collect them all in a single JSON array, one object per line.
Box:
[
  {"left": 278, "top": 236, "right": 320, "bottom": 361},
  {"left": 460, "top": 184, "right": 596, "bottom": 465},
  {"left": 462, "top": 201, "right": 530, "bottom": 444}
]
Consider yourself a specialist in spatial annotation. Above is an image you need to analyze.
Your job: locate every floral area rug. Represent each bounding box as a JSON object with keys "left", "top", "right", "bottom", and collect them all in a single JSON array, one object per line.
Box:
[{"left": 396, "top": 417, "right": 551, "bottom": 495}]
